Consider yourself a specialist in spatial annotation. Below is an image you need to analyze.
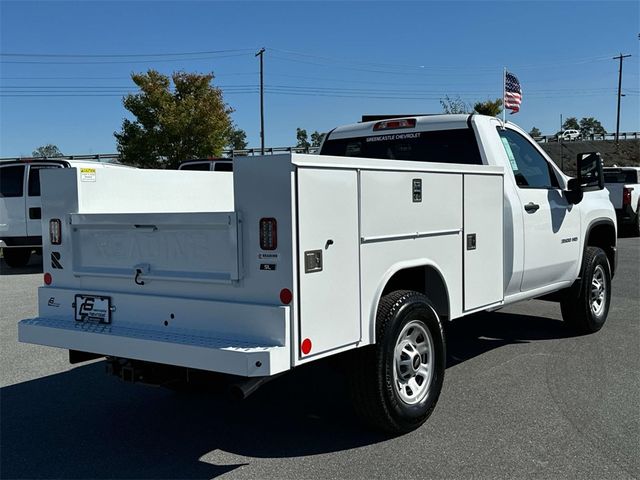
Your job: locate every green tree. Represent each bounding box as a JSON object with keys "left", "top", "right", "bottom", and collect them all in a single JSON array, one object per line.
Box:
[
  {"left": 529, "top": 127, "right": 542, "bottom": 137},
  {"left": 562, "top": 117, "right": 580, "bottom": 131},
  {"left": 473, "top": 98, "right": 503, "bottom": 116},
  {"left": 32, "top": 144, "right": 63, "bottom": 158},
  {"left": 114, "top": 70, "right": 233, "bottom": 169},
  {"left": 579, "top": 117, "right": 606, "bottom": 137},
  {"left": 228, "top": 126, "right": 248, "bottom": 150},
  {"left": 296, "top": 128, "right": 311, "bottom": 149},
  {"left": 310, "top": 131, "right": 325, "bottom": 148},
  {"left": 440, "top": 95, "right": 470, "bottom": 114}
]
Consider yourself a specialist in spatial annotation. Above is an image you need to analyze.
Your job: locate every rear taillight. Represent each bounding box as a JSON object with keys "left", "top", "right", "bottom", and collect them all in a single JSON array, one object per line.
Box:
[
  {"left": 623, "top": 187, "right": 633, "bottom": 206},
  {"left": 259, "top": 218, "right": 277, "bottom": 250},
  {"left": 44, "top": 272, "right": 52, "bottom": 285},
  {"left": 49, "top": 219, "right": 62, "bottom": 245}
]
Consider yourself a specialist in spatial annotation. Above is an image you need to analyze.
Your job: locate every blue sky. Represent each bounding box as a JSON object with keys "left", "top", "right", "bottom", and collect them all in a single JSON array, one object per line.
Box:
[{"left": 1, "top": 0, "right": 638, "bottom": 157}]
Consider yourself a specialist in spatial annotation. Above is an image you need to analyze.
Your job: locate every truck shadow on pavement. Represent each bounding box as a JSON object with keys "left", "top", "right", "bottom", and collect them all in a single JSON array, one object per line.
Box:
[{"left": 0, "top": 311, "right": 572, "bottom": 479}]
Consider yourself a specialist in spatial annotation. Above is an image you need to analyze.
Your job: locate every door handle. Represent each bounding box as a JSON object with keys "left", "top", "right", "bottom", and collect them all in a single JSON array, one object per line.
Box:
[{"left": 524, "top": 202, "right": 540, "bottom": 213}]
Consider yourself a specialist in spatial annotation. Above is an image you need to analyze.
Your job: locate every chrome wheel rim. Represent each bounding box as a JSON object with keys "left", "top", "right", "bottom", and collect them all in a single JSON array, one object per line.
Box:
[
  {"left": 393, "top": 320, "right": 434, "bottom": 405},
  {"left": 590, "top": 265, "right": 607, "bottom": 317}
]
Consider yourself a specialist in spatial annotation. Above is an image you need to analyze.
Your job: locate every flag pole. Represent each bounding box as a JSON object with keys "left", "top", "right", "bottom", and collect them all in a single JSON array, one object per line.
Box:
[{"left": 502, "top": 67, "right": 506, "bottom": 128}]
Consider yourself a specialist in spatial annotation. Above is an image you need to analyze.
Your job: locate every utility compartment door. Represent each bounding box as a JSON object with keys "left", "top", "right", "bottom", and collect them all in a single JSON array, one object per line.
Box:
[
  {"left": 463, "top": 174, "right": 504, "bottom": 310},
  {"left": 297, "top": 168, "right": 360, "bottom": 358}
]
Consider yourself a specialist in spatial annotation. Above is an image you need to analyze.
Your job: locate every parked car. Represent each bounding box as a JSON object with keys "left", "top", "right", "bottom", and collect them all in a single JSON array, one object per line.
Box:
[
  {"left": 604, "top": 166, "right": 640, "bottom": 236},
  {"left": 556, "top": 129, "right": 581, "bottom": 141},
  {"left": 0, "top": 159, "right": 132, "bottom": 268}
]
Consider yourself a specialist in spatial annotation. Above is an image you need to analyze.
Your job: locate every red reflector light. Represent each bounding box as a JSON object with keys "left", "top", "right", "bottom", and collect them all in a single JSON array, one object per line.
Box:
[
  {"left": 301, "top": 338, "right": 312, "bottom": 355},
  {"left": 260, "top": 218, "right": 277, "bottom": 250},
  {"left": 280, "top": 288, "right": 292, "bottom": 305},
  {"left": 373, "top": 118, "right": 416, "bottom": 131},
  {"left": 623, "top": 187, "right": 633, "bottom": 206},
  {"left": 49, "top": 219, "right": 62, "bottom": 245},
  {"left": 44, "top": 272, "right": 52, "bottom": 285}
]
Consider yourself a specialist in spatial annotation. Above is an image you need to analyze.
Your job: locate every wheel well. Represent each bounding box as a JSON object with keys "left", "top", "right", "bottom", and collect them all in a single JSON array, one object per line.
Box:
[
  {"left": 381, "top": 265, "right": 450, "bottom": 321},
  {"left": 586, "top": 222, "right": 616, "bottom": 277}
]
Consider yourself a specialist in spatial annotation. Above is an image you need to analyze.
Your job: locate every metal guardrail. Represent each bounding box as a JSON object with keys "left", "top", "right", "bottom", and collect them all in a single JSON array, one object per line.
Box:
[
  {"left": 0, "top": 146, "right": 320, "bottom": 163},
  {"left": 2, "top": 134, "right": 638, "bottom": 162},
  {"left": 534, "top": 132, "right": 640, "bottom": 143}
]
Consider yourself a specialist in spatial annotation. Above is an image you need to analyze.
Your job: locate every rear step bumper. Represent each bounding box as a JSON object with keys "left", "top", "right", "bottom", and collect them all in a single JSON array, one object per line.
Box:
[{"left": 19, "top": 317, "right": 290, "bottom": 377}]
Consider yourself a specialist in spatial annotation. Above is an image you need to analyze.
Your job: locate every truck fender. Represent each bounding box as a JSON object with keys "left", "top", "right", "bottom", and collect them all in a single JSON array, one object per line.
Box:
[
  {"left": 368, "top": 259, "right": 451, "bottom": 344},
  {"left": 581, "top": 218, "right": 617, "bottom": 279}
]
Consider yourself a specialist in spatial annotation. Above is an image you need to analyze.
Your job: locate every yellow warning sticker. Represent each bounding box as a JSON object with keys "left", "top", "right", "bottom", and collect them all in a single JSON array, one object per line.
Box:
[{"left": 80, "top": 168, "right": 96, "bottom": 182}]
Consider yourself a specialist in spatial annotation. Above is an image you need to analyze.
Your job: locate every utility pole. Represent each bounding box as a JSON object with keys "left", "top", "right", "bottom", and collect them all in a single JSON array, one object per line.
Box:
[
  {"left": 256, "top": 48, "right": 266, "bottom": 154},
  {"left": 613, "top": 53, "right": 631, "bottom": 144}
]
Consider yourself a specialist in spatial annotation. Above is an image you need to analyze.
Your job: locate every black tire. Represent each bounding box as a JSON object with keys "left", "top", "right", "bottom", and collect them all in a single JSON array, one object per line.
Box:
[
  {"left": 632, "top": 211, "right": 640, "bottom": 238},
  {"left": 560, "top": 246, "right": 611, "bottom": 334},
  {"left": 349, "top": 290, "right": 446, "bottom": 434},
  {"left": 2, "top": 248, "right": 31, "bottom": 268}
]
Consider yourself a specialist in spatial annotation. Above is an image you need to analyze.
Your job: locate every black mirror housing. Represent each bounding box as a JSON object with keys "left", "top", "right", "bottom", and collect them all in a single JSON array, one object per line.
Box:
[
  {"left": 577, "top": 152, "right": 604, "bottom": 191},
  {"left": 565, "top": 177, "right": 584, "bottom": 204}
]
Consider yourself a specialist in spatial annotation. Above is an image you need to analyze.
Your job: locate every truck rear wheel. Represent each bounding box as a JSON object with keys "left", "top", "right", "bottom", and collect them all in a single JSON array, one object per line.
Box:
[
  {"left": 349, "top": 290, "right": 445, "bottom": 434},
  {"left": 560, "top": 246, "right": 611, "bottom": 334},
  {"left": 2, "top": 248, "right": 31, "bottom": 268}
]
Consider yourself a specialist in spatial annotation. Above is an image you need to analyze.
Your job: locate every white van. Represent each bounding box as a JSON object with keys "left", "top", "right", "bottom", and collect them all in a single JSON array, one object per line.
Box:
[{"left": 0, "top": 159, "right": 132, "bottom": 268}]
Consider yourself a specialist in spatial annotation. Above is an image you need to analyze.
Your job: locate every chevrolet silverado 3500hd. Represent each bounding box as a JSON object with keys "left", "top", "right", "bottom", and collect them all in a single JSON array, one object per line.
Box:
[{"left": 19, "top": 114, "right": 617, "bottom": 434}]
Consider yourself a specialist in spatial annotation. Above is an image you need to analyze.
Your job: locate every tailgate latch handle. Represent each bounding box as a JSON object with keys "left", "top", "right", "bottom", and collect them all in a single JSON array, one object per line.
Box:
[{"left": 133, "top": 263, "right": 150, "bottom": 286}]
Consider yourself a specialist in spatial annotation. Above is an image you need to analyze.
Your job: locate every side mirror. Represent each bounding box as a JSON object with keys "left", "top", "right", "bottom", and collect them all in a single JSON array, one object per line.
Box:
[
  {"left": 577, "top": 152, "right": 604, "bottom": 191},
  {"left": 565, "top": 177, "right": 583, "bottom": 204}
]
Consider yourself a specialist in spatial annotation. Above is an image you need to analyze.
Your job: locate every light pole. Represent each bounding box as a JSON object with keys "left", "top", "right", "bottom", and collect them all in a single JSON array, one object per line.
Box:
[
  {"left": 256, "top": 48, "right": 266, "bottom": 154},
  {"left": 613, "top": 53, "right": 631, "bottom": 144}
]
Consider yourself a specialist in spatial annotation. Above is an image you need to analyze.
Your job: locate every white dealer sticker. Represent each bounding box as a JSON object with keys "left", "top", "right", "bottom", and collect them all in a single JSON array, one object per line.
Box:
[
  {"left": 366, "top": 132, "right": 422, "bottom": 142},
  {"left": 80, "top": 168, "right": 96, "bottom": 182}
]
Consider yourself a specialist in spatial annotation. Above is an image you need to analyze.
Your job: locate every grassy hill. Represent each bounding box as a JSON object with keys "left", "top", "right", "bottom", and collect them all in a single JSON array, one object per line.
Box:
[{"left": 540, "top": 139, "right": 639, "bottom": 175}]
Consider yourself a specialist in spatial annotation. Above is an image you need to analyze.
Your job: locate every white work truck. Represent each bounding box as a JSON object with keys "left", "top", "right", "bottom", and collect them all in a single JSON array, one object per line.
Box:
[
  {"left": 604, "top": 166, "right": 640, "bottom": 236},
  {"left": 19, "top": 114, "right": 617, "bottom": 434}
]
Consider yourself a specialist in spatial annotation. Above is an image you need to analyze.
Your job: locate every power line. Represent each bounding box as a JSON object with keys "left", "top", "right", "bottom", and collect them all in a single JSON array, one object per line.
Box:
[
  {"left": 0, "top": 48, "right": 256, "bottom": 58},
  {"left": 0, "top": 52, "right": 253, "bottom": 65}
]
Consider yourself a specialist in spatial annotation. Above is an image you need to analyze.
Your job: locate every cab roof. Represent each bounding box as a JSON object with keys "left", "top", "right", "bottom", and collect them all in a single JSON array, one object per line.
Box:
[{"left": 327, "top": 114, "right": 477, "bottom": 140}]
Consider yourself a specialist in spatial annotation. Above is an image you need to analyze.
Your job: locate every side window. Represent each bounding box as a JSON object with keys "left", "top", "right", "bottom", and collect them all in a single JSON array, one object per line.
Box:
[
  {"left": 497, "top": 128, "right": 559, "bottom": 188},
  {"left": 0, "top": 165, "right": 26, "bottom": 198},
  {"left": 28, "top": 165, "right": 60, "bottom": 196},
  {"left": 179, "top": 162, "right": 211, "bottom": 171}
]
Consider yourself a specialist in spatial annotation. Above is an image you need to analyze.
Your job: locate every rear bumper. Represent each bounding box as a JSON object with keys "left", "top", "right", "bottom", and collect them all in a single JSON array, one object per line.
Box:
[
  {"left": 615, "top": 205, "right": 638, "bottom": 225},
  {"left": 19, "top": 287, "right": 291, "bottom": 377},
  {"left": 19, "top": 317, "right": 290, "bottom": 377}
]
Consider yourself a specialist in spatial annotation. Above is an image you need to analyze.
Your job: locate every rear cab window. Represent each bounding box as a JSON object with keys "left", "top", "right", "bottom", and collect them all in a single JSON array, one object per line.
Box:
[
  {"left": 0, "top": 165, "right": 26, "bottom": 197},
  {"left": 320, "top": 128, "right": 483, "bottom": 165}
]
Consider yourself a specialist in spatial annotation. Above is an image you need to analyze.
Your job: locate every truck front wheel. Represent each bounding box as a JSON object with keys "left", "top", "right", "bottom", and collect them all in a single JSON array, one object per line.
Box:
[
  {"left": 349, "top": 290, "right": 446, "bottom": 434},
  {"left": 560, "top": 246, "right": 611, "bottom": 334},
  {"left": 2, "top": 248, "right": 31, "bottom": 268}
]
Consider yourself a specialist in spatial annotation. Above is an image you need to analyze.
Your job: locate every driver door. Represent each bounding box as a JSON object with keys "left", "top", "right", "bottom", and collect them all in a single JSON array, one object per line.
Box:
[{"left": 497, "top": 128, "right": 581, "bottom": 292}]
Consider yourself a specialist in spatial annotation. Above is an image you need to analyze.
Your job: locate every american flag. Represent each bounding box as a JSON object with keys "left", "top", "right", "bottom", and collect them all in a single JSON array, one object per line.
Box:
[{"left": 504, "top": 71, "right": 522, "bottom": 113}]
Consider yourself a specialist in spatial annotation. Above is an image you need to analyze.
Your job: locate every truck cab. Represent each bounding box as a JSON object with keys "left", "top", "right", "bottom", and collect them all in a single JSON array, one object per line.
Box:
[{"left": 320, "top": 114, "right": 616, "bottom": 298}]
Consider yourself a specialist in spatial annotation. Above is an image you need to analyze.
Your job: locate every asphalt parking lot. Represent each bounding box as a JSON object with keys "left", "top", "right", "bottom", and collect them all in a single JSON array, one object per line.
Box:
[{"left": 1, "top": 239, "right": 638, "bottom": 480}]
